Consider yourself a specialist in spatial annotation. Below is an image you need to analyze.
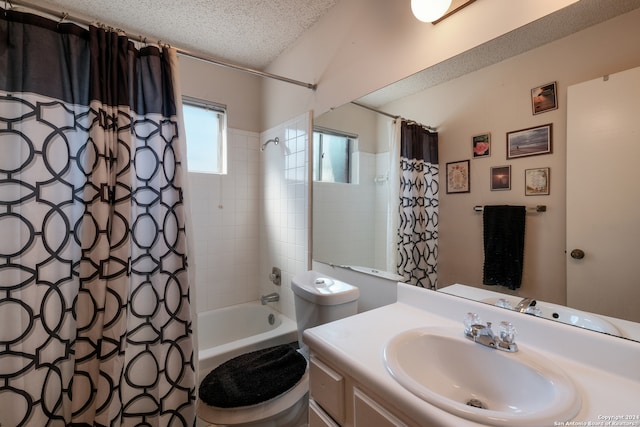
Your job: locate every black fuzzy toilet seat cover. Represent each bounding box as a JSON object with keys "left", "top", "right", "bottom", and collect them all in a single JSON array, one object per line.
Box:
[{"left": 199, "top": 344, "right": 307, "bottom": 408}]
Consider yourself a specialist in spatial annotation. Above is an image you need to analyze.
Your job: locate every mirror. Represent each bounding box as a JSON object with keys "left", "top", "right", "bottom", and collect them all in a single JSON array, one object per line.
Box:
[
  {"left": 313, "top": 103, "right": 393, "bottom": 272},
  {"left": 312, "top": 3, "right": 640, "bottom": 342}
]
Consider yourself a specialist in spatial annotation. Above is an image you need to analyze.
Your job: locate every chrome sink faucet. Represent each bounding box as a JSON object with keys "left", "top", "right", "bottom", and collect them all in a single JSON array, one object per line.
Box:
[
  {"left": 515, "top": 297, "right": 537, "bottom": 313},
  {"left": 464, "top": 313, "right": 518, "bottom": 352},
  {"left": 260, "top": 292, "right": 280, "bottom": 305}
]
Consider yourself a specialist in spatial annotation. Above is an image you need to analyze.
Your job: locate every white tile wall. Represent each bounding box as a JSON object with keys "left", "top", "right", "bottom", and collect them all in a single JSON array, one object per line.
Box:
[
  {"left": 188, "top": 128, "right": 261, "bottom": 313},
  {"left": 312, "top": 151, "right": 389, "bottom": 271},
  {"left": 259, "top": 112, "right": 311, "bottom": 320},
  {"left": 373, "top": 152, "right": 390, "bottom": 269},
  {"left": 188, "top": 113, "right": 311, "bottom": 319}
]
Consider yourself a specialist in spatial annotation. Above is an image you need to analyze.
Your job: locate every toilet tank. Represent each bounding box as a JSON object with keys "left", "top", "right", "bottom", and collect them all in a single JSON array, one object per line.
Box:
[{"left": 291, "top": 270, "right": 359, "bottom": 356}]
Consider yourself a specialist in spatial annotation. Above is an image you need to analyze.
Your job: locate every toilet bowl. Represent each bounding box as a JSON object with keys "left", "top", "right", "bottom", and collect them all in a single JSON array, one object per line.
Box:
[{"left": 197, "top": 270, "right": 359, "bottom": 427}]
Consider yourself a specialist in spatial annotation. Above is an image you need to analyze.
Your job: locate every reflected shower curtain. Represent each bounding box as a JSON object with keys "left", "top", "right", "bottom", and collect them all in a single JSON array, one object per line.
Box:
[
  {"left": 0, "top": 9, "right": 195, "bottom": 427},
  {"left": 390, "top": 120, "right": 439, "bottom": 289}
]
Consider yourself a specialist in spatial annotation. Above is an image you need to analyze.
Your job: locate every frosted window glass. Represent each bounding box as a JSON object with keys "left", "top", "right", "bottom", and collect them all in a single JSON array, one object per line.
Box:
[
  {"left": 313, "top": 130, "right": 353, "bottom": 183},
  {"left": 183, "top": 101, "right": 227, "bottom": 174}
]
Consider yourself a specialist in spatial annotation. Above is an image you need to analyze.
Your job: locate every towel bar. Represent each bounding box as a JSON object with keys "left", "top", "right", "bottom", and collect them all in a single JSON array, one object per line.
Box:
[{"left": 473, "top": 205, "right": 546, "bottom": 213}]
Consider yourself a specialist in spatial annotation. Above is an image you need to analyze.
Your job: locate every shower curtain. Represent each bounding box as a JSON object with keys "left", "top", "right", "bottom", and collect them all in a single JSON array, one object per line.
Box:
[
  {"left": 0, "top": 9, "right": 195, "bottom": 427},
  {"left": 389, "top": 120, "right": 439, "bottom": 289}
]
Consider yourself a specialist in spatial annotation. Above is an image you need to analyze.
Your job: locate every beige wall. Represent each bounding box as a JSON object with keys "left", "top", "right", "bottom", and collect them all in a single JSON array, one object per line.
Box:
[
  {"left": 176, "top": 2, "right": 640, "bottom": 306},
  {"left": 314, "top": 103, "right": 378, "bottom": 153},
  {"left": 178, "top": 55, "right": 262, "bottom": 132},
  {"left": 384, "top": 9, "right": 640, "bottom": 304},
  {"left": 262, "top": 0, "right": 579, "bottom": 129}
]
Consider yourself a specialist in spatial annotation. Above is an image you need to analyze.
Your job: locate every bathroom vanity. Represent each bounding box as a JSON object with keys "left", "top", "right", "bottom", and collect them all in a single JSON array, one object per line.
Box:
[{"left": 304, "top": 283, "right": 640, "bottom": 427}]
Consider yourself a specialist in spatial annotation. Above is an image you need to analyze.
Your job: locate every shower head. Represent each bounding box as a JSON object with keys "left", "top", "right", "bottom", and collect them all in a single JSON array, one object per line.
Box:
[{"left": 260, "top": 137, "right": 279, "bottom": 151}]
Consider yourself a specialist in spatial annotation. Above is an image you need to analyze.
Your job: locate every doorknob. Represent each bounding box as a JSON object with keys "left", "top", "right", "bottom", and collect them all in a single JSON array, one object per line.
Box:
[{"left": 570, "top": 249, "right": 585, "bottom": 259}]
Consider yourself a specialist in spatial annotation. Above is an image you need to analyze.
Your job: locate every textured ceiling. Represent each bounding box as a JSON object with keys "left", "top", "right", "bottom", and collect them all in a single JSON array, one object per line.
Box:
[{"left": 20, "top": 0, "right": 339, "bottom": 69}]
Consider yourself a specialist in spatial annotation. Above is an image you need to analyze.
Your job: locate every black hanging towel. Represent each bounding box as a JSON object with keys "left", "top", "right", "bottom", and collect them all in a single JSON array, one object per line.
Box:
[{"left": 482, "top": 205, "right": 526, "bottom": 290}]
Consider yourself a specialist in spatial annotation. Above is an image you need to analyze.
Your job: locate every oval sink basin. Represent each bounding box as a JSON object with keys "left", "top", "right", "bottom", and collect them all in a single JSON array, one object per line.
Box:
[
  {"left": 383, "top": 327, "right": 581, "bottom": 426},
  {"left": 481, "top": 296, "right": 621, "bottom": 335}
]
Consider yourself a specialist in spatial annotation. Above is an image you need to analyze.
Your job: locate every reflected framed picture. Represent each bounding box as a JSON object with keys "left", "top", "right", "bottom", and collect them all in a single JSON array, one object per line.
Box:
[
  {"left": 525, "top": 167, "right": 550, "bottom": 196},
  {"left": 531, "top": 81, "right": 558, "bottom": 115},
  {"left": 490, "top": 165, "right": 511, "bottom": 191},
  {"left": 506, "top": 123, "right": 552, "bottom": 159},
  {"left": 446, "top": 160, "right": 470, "bottom": 194},
  {"left": 472, "top": 133, "right": 491, "bottom": 158}
]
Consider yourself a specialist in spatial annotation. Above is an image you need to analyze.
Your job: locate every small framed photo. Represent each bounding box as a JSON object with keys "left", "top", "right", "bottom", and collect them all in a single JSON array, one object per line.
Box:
[
  {"left": 472, "top": 133, "right": 491, "bottom": 158},
  {"left": 506, "top": 123, "right": 552, "bottom": 159},
  {"left": 525, "top": 167, "right": 550, "bottom": 196},
  {"left": 531, "top": 82, "right": 558, "bottom": 115},
  {"left": 446, "top": 160, "right": 470, "bottom": 194},
  {"left": 490, "top": 165, "right": 511, "bottom": 191}
]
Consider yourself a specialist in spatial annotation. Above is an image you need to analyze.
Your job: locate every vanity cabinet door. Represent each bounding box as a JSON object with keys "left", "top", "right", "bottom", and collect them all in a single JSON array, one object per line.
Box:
[
  {"left": 309, "top": 398, "right": 341, "bottom": 427},
  {"left": 309, "top": 356, "right": 345, "bottom": 424},
  {"left": 353, "top": 387, "right": 410, "bottom": 427}
]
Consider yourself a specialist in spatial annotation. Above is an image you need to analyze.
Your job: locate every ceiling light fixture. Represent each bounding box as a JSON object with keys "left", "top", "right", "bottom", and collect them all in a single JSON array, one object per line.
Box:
[{"left": 411, "top": 0, "right": 453, "bottom": 23}]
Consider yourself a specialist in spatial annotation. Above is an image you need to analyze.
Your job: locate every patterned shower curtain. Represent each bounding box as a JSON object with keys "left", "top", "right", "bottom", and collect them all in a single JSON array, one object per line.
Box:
[
  {"left": 0, "top": 9, "right": 195, "bottom": 427},
  {"left": 393, "top": 120, "right": 439, "bottom": 289}
]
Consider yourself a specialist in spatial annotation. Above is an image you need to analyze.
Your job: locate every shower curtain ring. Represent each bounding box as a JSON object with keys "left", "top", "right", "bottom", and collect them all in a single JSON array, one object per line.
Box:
[{"left": 57, "top": 12, "right": 69, "bottom": 27}]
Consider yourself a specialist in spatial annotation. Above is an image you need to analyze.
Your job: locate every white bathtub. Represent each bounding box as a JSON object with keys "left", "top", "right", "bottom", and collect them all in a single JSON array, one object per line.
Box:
[{"left": 197, "top": 301, "right": 298, "bottom": 384}]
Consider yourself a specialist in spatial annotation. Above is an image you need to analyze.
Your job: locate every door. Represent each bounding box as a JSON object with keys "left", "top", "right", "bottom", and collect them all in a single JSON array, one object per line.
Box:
[{"left": 566, "top": 66, "right": 640, "bottom": 323}]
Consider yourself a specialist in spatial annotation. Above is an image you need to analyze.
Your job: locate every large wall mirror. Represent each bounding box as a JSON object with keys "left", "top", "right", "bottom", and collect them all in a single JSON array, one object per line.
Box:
[
  {"left": 312, "top": 1, "right": 640, "bottom": 342},
  {"left": 313, "top": 104, "right": 393, "bottom": 273}
]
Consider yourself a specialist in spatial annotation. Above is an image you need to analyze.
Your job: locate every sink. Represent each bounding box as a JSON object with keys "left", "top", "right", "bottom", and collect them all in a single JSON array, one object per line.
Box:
[
  {"left": 481, "top": 296, "right": 621, "bottom": 335},
  {"left": 383, "top": 327, "right": 581, "bottom": 426}
]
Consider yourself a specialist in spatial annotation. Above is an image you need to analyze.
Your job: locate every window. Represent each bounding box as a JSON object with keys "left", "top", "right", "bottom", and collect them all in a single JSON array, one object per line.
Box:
[
  {"left": 313, "top": 128, "right": 355, "bottom": 183},
  {"left": 182, "top": 97, "right": 227, "bottom": 174}
]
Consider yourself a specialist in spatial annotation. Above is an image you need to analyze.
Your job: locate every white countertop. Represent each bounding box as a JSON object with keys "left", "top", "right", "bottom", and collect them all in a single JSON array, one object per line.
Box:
[{"left": 304, "top": 283, "right": 640, "bottom": 427}]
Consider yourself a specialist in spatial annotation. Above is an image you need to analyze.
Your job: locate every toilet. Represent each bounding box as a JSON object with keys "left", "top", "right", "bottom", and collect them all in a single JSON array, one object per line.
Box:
[{"left": 197, "top": 270, "right": 359, "bottom": 426}]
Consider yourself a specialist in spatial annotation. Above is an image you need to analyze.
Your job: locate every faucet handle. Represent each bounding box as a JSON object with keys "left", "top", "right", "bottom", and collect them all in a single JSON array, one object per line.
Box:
[
  {"left": 498, "top": 321, "right": 517, "bottom": 344},
  {"left": 463, "top": 312, "right": 482, "bottom": 331},
  {"left": 495, "top": 298, "right": 513, "bottom": 309}
]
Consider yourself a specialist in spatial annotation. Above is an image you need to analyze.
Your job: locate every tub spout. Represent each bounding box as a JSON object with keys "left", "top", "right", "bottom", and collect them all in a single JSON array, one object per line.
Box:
[{"left": 260, "top": 292, "right": 280, "bottom": 305}]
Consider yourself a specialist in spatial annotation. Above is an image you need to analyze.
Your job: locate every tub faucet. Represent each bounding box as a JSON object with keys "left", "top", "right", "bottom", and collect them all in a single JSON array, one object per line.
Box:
[
  {"left": 515, "top": 297, "right": 537, "bottom": 313},
  {"left": 260, "top": 292, "right": 280, "bottom": 305}
]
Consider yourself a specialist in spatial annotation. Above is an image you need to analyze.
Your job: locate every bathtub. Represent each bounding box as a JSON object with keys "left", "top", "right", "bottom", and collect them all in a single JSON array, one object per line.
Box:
[{"left": 197, "top": 301, "right": 298, "bottom": 384}]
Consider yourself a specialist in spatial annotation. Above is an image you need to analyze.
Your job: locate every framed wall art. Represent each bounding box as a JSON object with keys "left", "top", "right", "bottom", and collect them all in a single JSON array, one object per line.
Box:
[
  {"left": 525, "top": 167, "right": 550, "bottom": 196},
  {"left": 472, "top": 133, "right": 491, "bottom": 158},
  {"left": 506, "top": 123, "right": 552, "bottom": 159},
  {"left": 490, "top": 165, "right": 511, "bottom": 191},
  {"left": 446, "top": 160, "right": 470, "bottom": 194},
  {"left": 531, "top": 82, "right": 558, "bottom": 115}
]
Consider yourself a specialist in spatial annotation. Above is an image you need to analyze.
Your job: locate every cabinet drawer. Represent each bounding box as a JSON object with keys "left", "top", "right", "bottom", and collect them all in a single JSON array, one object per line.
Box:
[
  {"left": 353, "top": 387, "right": 408, "bottom": 427},
  {"left": 309, "top": 356, "right": 345, "bottom": 424},
  {"left": 309, "top": 398, "right": 341, "bottom": 427}
]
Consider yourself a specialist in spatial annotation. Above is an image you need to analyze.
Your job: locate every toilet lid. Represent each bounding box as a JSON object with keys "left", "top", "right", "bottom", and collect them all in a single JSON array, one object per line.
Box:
[{"left": 199, "top": 344, "right": 307, "bottom": 408}]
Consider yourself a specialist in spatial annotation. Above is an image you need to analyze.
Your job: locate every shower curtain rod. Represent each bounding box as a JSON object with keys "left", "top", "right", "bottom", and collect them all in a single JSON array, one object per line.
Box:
[
  {"left": 350, "top": 101, "right": 435, "bottom": 131},
  {"left": 7, "top": 0, "right": 318, "bottom": 90},
  {"left": 350, "top": 101, "right": 400, "bottom": 120}
]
